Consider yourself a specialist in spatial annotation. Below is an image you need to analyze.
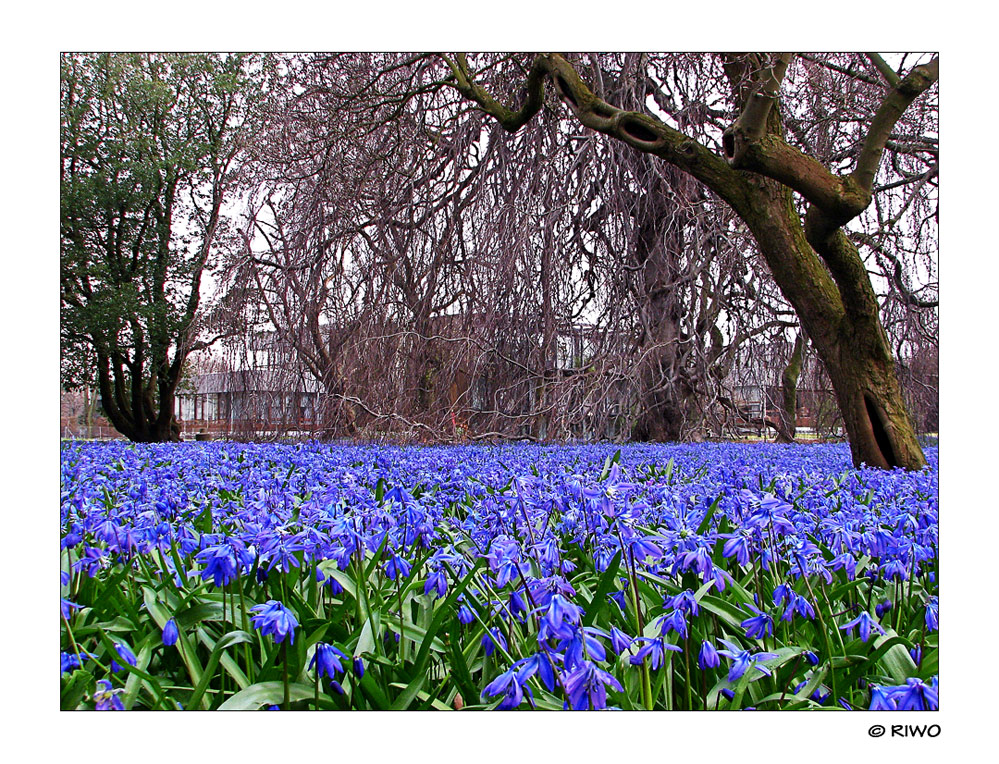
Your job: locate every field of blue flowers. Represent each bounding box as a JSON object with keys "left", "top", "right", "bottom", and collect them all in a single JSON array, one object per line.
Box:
[{"left": 60, "top": 441, "right": 938, "bottom": 711}]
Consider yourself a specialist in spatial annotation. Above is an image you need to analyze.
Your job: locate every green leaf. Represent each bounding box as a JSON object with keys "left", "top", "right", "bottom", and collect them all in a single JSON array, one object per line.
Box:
[
  {"left": 582, "top": 550, "right": 623, "bottom": 627},
  {"left": 187, "top": 630, "right": 255, "bottom": 709},
  {"left": 875, "top": 630, "right": 919, "bottom": 684},
  {"left": 696, "top": 494, "right": 723, "bottom": 535},
  {"left": 61, "top": 669, "right": 94, "bottom": 710},
  {"left": 391, "top": 560, "right": 484, "bottom": 710},
  {"left": 217, "top": 681, "right": 317, "bottom": 710}
]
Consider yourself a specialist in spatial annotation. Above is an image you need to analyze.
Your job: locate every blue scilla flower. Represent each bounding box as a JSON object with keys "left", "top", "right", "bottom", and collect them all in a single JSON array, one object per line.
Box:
[
  {"left": 892, "top": 677, "right": 939, "bottom": 710},
  {"left": 384, "top": 555, "right": 412, "bottom": 580},
  {"left": 558, "top": 626, "right": 607, "bottom": 669},
  {"left": 868, "top": 684, "right": 898, "bottom": 711},
  {"left": 94, "top": 679, "right": 124, "bottom": 711},
  {"left": 721, "top": 532, "right": 752, "bottom": 566},
  {"left": 925, "top": 596, "right": 938, "bottom": 632},
  {"left": 482, "top": 665, "right": 533, "bottom": 710},
  {"left": 61, "top": 650, "right": 90, "bottom": 674},
  {"left": 608, "top": 590, "right": 628, "bottom": 611},
  {"left": 740, "top": 603, "right": 774, "bottom": 640},
  {"left": 310, "top": 643, "right": 348, "bottom": 693},
  {"left": 657, "top": 608, "right": 689, "bottom": 639},
  {"left": 609, "top": 626, "right": 633, "bottom": 655},
  {"left": 792, "top": 681, "right": 830, "bottom": 704},
  {"left": 514, "top": 652, "right": 557, "bottom": 692},
  {"left": 250, "top": 600, "right": 298, "bottom": 644},
  {"left": 667, "top": 589, "right": 700, "bottom": 616},
  {"left": 717, "top": 639, "right": 777, "bottom": 683},
  {"left": 457, "top": 598, "right": 476, "bottom": 625},
  {"left": 162, "top": 618, "right": 179, "bottom": 647},
  {"left": 629, "top": 636, "right": 682, "bottom": 671},
  {"left": 424, "top": 568, "right": 448, "bottom": 599},
  {"left": 839, "top": 611, "right": 885, "bottom": 643},
  {"left": 780, "top": 593, "right": 816, "bottom": 622},
  {"left": 537, "top": 594, "right": 583, "bottom": 641},
  {"left": 196, "top": 544, "right": 239, "bottom": 587},
  {"left": 564, "top": 660, "right": 623, "bottom": 710},
  {"left": 772, "top": 583, "right": 792, "bottom": 607},
  {"left": 481, "top": 627, "right": 508, "bottom": 657},
  {"left": 875, "top": 599, "right": 893, "bottom": 618},
  {"left": 698, "top": 640, "right": 720, "bottom": 670},
  {"left": 111, "top": 642, "right": 137, "bottom": 672},
  {"left": 61, "top": 596, "right": 83, "bottom": 620}
]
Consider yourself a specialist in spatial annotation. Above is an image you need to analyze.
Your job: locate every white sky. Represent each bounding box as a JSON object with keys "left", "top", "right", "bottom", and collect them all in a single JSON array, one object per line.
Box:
[{"left": 3, "top": 2, "right": 990, "bottom": 760}]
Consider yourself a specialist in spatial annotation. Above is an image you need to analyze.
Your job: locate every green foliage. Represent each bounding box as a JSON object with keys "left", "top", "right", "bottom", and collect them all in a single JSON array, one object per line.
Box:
[{"left": 60, "top": 53, "right": 273, "bottom": 438}]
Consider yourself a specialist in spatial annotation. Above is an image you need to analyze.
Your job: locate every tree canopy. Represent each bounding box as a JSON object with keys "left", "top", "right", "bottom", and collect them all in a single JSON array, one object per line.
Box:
[{"left": 61, "top": 53, "right": 271, "bottom": 441}]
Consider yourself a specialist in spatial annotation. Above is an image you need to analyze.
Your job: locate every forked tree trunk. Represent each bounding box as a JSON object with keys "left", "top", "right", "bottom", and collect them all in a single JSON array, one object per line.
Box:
[{"left": 739, "top": 185, "right": 927, "bottom": 470}]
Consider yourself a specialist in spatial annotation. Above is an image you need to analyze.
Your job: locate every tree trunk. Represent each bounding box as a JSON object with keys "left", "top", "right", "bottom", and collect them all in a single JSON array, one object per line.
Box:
[
  {"left": 720, "top": 173, "right": 926, "bottom": 470},
  {"left": 775, "top": 334, "right": 804, "bottom": 444},
  {"left": 820, "top": 322, "right": 925, "bottom": 470},
  {"left": 632, "top": 384, "right": 686, "bottom": 442}
]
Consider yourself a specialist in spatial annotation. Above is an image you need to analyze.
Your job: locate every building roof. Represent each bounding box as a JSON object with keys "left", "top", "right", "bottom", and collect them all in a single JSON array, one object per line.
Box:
[{"left": 183, "top": 370, "right": 322, "bottom": 395}]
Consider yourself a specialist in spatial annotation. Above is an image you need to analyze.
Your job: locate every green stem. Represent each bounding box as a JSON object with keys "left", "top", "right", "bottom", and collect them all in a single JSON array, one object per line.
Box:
[
  {"left": 802, "top": 576, "right": 838, "bottom": 702},
  {"left": 282, "top": 641, "right": 290, "bottom": 709}
]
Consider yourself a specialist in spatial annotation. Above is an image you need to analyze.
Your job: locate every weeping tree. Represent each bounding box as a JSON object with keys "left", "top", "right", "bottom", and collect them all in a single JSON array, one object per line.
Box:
[
  {"left": 235, "top": 54, "right": 794, "bottom": 443},
  {"left": 424, "top": 52, "right": 936, "bottom": 469},
  {"left": 61, "top": 53, "right": 271, "bottom": 441}
]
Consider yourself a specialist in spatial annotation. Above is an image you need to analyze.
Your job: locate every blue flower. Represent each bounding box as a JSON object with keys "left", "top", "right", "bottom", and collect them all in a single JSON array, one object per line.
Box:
[
  {"left": 195, "top": 544, "right": 239, "bottom": 587},
  {"left": 656, "top": 608, "right": 689, "bottom": 639},
  {"left": 717, "top": 639, "right": 776, "bottom": 682},
  {"left": 924, "top": 596, "right": 938, "bottom": 632},
  {"left": 250, "top": 600, "right": 299, "bottom": 644},
  {"left": 457, "top": 598, "right": 476, "bottom": 625},
  {"left": 61, "top": 650, "right": 90, "bottom": 674},
  {"left": 515, "top": 652, "right": 557, "bottom": 692},
  {"left": 481, "top": 627, "right": 508, "bottom": 657},
  {"left": 609, "top": 626, "right": 633, "bottom": 655},
  {"left": 537, "top": 594, "right": 583, "bottom": 641},
  {"left": 558, "top": 626, "right": 607, "bottom": 669},
  {"left": 482, "top": 665, "right": 533, "bottom": 710},
  {"left": 721, "top": 533, "right": 752, "bottom": 566},
  {"left": 384, "top": 555, "right": 412, "bottom": 580},
  {"left": 61, "top": 597, "right": 81, "bottom": 620},
  {"left": 839, "top": 611, "right": 885, "bottom": 643},
  {"left": 424, "top": 568, "right": 448, "bottom": 599},
  {"left": 740, "top": 603, "right": 774, "bottom": 640},
  {"left": 162, "top": 618, "right": 179, "bottom": 647},
  {"left": 629, "top": 636, "right": 682, "bottom": 671},
  {"left": 94, "top": 679, "right": 124, "bottom": 710},
  {"left": 310, "top": 643, "right": 348, "bottom": 693},
  {"left": 780, "top": 594, "right": 816, "bottom": 622},
  {"left": 698, "top": 640, "right": 720, "bottom": 670},
  {"left": 892, "top": 677, "right": 939, "bottom": 710},
  {"left": 667, "top": 589, "right": 700, "bottom": 615},
  {"left": 111, "top": 642, "right": 137, "bottom": 672},
  {"left": 564, "top": 660, "right": 623, "bottom": 710}
]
